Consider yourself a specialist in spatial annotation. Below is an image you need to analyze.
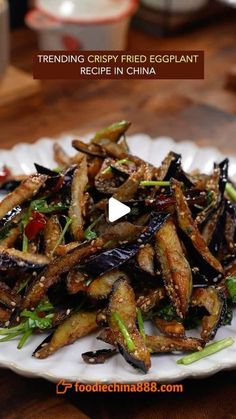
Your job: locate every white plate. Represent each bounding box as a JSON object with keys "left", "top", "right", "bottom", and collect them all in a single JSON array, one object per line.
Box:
[{"left": 0, "top": 133, "right": 235, "bottom": 383}]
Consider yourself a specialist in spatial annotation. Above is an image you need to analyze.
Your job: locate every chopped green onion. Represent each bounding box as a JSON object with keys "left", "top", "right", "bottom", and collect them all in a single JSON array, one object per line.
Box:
[
  {"left": 0, "top": 331, "right": 23, "bottom": 342},
  {"left": 226, "top": 276, "right": 236, "bottom": 303},
  {"left": 116, "top": 159, "right": 134, "bottom": 165},
  {"left": 17, "top": 328, "right": 33, "bottom": 350},
  {"left": 101, "top": 166, "right": 113, "bottom": 175},
  {"left": 51, "top": 216, "right": 72, "bottom": 255},
  {"left": 177, "top": 337, "right": 234, "bottom": 365},
  {"left": 136, "top": 308, "right": 145, "bottom": 340},
  {"left": 140, "top": 181, "right": 170, "bottom": 187},
  {"left": 226, "top": 183, "right": 236, "bottom": 202},
  {"left": 112, "top": 312, "right": 135, "bottom": 352},
  {"left": 102, "top": 159, "right": 133, "bottom": 175},
  {"left": 84, "top": 214, "right": 104, "bottom": 241}
]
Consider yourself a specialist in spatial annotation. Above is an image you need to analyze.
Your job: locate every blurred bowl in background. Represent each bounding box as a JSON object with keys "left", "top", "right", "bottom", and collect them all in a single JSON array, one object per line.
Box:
[
  {"left": 25, "top": 0, "right": 138, "bottom": 50},
  {"left": 141, "top": 0, "right": 208, "bottom": 13},
  {"left": 0, "top": 0, "right": 9, "bottom": 80}
]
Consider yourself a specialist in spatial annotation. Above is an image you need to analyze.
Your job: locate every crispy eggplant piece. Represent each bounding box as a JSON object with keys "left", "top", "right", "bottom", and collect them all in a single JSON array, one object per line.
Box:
[
  {"left": 44, "top": 215, "right": 62, "bottom": 257},
  {"left": 66, "top": 269, "right": 88, "bottom": 294},
  {"left": 96, "top": 308, "right": 108, "bottom": 327},
  {"left": 136, "top": 287, "right": 166, "bottom": 313},
  {"left": 191, "top": 287, "right": 227, "bottom": 341},
  {"left": 0, "top": 205, "right": 22, "bottom": 231},
  {"left": 155, "top": 219, "right": 192, "bottom": 318},
  {"left": 108, "top": 277, "right": 150, "bottom": 373},
  {"left": 0, "top": 175, "right": 47, "bottom": 221},
  {"left": 224, "top": 201, "right": 236, "bottom": 254},
  {"left": 95, "top": 158, "right": 124, "bottom": 194},
  {"left": 82, "top": 348, "right": 117, "bottom": 364},
  {"left": 72, "top": 139, "right": 106, "bottom": 158},
  {"left": 54, "top": 242, "right": 79, "bottom": 256},
  {"left": 34, "top": 311, "right": 98, "bottom": 359},
  {"left": 81, "top": 212, "right": 169, "bottom": 278},
  {"left": 145, "top": 334, "right": 204, "bottom": 353},
  {"left": 0, "top": 180, "right": 21, "bottom": 193},
  {"left": 100, "top": 141, "right": 127, "bottom": 160},
  {"left": 22, "top": 238, "right": 103, "bottom": 309},
  {"left": 0, "top": 280, "right": 19, "bottom": 309},
  {"left": 34, "top": 163, "right": 58, "bottom": 177},
  {"left": 113, "top": 166, "right": 145, "bottom": 201},
  {"left": 0, "top": 226, "right": 20, "bottom": 248},
  {"left": 153, "top": 317, "right": 185, "bottom": 337},
  {"left": 0, "top": 247, "right": 49, "bottom": 271},
  {"left": 53, "top": 143, "right": 71, "bottom": 167},
  {"left": 69, "top": 157, "right": 88, "bottom": 241},
  {"left": 100, "top": 222, "right": 143, "bottom": 244},
  {"left": 136, "top": 244, "right": 155, "bottom": 275},
  {"left": 97, "top": 327, "right": 115, "bottom": 345},
  {"left": 87, "top": 270, "right": 125, "bottom": 300},
  {"left": 157, "top": 152, "right": 193, "bottom": 187},
  {"left": 196, "top": 159, "right": 228, "bottom": 227},
  {"left": 0, "top": 306, "right": 11, "bottom": 325},
  {"left": 91, "top": 121, "right": 131, "bottom": 144},
  {"left": 172, "top": 179, "right": 223, "bottom": 279}
]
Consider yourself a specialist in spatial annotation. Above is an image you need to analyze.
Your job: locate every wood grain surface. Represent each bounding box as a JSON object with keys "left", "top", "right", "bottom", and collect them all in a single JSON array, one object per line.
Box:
[{"left": 0, "top": 15, "right": 236, "bottom": 419}]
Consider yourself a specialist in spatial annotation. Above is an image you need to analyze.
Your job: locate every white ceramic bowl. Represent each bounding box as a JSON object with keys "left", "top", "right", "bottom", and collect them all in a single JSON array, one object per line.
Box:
[{"left": 26, "top": 0, "right": 138, "bottom": 50}]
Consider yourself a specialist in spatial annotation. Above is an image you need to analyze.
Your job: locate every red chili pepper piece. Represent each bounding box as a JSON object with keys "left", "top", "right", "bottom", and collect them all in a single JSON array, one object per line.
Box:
[
  {"left": 25, "top": 211, "right": 47, "bottom": 241},
  {"left": 0, "top": 166, "right": 11, "bottom": 182}
]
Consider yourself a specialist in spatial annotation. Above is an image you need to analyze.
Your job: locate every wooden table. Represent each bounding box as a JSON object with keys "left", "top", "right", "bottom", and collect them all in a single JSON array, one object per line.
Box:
[{"left": 0, "top": 17, "right": 236, "bottom": 419}]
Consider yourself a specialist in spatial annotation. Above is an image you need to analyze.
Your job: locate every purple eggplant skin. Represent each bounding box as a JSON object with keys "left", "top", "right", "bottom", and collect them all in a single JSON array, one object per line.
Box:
[
  {"left": 117, "top": 343, "right": 148, "bottom": 373},
  {"left": 80, "top": 212, "right": 170, "bottom": 277},
  {"left": 82, "top": 348, "right": 117, "bottom": 364},
  {"left": 215, "top": 158, "right": 229, "bottom": 197},
  {"left": 32, "top": 333, "right": 54, "bottom": 356},
  {"left": 34, "top": 163, "right": 59, "bottom": 177},
  {"left": 0, "top": 252, "right": 48, "bottom": 271},
  {"left": 178, "top": 230, "right": 223, "bottom": 283},
  {"left": 208, "top": 204, "right": 226, "bottom": 256},
  {"left": 0, "top": 205, "right": 22, "bottom": 231},
  {"left": 0, "top": 180, "right": 21, "bottom": 194},
  {"left": 162, "top": 152, "right": 193, "bottom": 187}
]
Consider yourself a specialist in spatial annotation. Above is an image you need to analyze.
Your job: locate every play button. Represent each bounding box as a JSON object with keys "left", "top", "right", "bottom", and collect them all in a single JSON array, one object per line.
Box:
[{"left": 108, "top": 197, "right": 131, "bottom": 222}]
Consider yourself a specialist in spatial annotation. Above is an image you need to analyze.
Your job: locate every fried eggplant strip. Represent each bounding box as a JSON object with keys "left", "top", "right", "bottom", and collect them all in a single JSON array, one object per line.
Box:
[
  {"left": 0, "top": 246, "right": 49, "bottom": 271},
  {"left": 146, "top": 335, "right": 204, "bottom": 353},
  {"left": 136, "top": 244, "right": 155, "bottom": 276},
  {"left": 108, "top": 277, "right": 151, "bottom": 373},
  {"left": 155, "top": 219, "right": 192, "bottom": 318},
  {"left": 153, "top": 317, "right": 185, "bottom": 338},
  {"left": 172, "top": 179, "right": 223, "bottom": 276},
  {"left": 34, "top": 311, "right": 98, "bottom": 359},
  {"left": 87, "top": 270, "right": 125, "bottom": 300},
  {"left": 0, "top": 175, "right": 47, "bottom": 220},
  {"left": 44, "top": 215, "right": 62, "bottom": 257},
  {"left": 69, "top": 156, "right": 88, "bottom": 241},
  {"left": 0, "top": 280, "right": 19, "bottom": 309},
  {"left": 136, "top": 288, "right": 166, "bottom": 313},
  {"left": 192, "top": 287, "right": 227, "bottom": 342},
  {"left": 22, "top": 238, "right": 103, "bottom": 309},
  {"left": 53, "top": 143, "right": 71, "bottom": 167}
]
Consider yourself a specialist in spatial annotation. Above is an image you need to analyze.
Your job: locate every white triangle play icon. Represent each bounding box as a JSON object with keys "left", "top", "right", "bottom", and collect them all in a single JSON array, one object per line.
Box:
[{"left": 108, "top": 197, "right": 131, "bottom": 222}]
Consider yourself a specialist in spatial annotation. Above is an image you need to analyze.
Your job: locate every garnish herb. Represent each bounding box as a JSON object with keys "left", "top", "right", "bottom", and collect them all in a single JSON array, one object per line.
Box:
[
  {"left": 140, "top": 181, "right": 170, "bottom": 187},
  {"left": 177, "top": 337, "right": 234, "bottom": 365},
  {"left": 112, "top": 312, "right": 135, "bottom": 352},
  {"left": 136, "top": 308, "right": 145, "bottom": 340},
  {"left": 84, "top": 214, "right": 104, "bottom": 241},
  {"left": 51, "top": 216, "right": 72, "bottom": 255},
  {"left": 226, "top": 276, "right": 236, "bottom": 303}
]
